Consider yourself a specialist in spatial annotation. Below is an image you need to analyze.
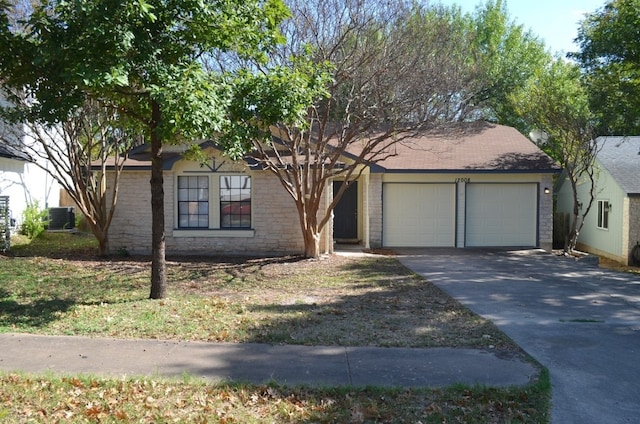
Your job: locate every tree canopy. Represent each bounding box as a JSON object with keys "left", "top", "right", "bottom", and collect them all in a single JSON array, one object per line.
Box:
[
  {"left": 472, "top": 0, "right": 550, "bottom": 130},
  {"left": 510, "top": 59, "right": 598, "bottom": 252},
  {"left": 573, "top": 0, "right": 640, "bottom": 135},
  {"left": 213, "top": 0, "right": 551, "bottom": 258},
  {"left": 0, "top": 0, "right": 292, "bottom": 298}
]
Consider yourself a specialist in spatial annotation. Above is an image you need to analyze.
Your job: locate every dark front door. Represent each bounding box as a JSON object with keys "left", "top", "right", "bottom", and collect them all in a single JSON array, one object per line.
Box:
[{"left": 333, "top": 181, "right": 358, "bottom": 241}]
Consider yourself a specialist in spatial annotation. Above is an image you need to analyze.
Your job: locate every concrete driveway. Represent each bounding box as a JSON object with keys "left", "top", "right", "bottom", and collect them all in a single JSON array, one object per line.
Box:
[{"left": 397, "top": 248, "right": 640, "bottom": 424}]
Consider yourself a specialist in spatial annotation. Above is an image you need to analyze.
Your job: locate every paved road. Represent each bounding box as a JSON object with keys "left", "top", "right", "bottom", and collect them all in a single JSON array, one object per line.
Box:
[{"left": 397, "top": 248, "right": 640, "bottom": 424}]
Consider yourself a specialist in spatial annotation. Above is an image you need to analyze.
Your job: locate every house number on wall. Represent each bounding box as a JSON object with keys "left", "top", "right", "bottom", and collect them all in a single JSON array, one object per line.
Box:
[{"left": 455, "top": 178, "right": 471, "bottom": 183}]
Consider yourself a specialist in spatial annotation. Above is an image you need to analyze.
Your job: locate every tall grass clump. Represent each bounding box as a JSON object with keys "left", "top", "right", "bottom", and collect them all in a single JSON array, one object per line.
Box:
[{"left": 20, "top": 202, "right": 48, "bottom": 239}]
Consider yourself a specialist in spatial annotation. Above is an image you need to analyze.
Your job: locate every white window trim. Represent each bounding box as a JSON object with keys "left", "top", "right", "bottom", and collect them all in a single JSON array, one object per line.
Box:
[
  {"left": 597, "top": 199, "right": 610, "bottom": 230},
  {"left": 174, "top": 173, "right": 254, "bottom": 237},
  {"left": 173, "top": 229, "right": 255, "bottom": 238}
]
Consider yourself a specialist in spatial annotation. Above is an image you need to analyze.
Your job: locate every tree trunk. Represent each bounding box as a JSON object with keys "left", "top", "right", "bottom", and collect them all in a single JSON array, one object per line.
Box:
[
  {"left": 565, "top": 179, "right": 581, "bottom": 253},
  {"left": 96, "top": 233, "right": 110, "bottom": 257},
  {"left": 297, "top": 197, "right": 322, "bottom": 258},
  {"left": 302, "top": 226, "right": 321, "bottom": 258},
  {"left": 149, "top": 101, "right": 167, "bottom": 299}
]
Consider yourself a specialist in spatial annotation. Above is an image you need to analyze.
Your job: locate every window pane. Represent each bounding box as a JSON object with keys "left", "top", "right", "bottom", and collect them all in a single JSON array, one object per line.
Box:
[
  {"left": 241, "top": 215, "right": 250, "bottom": 227},
  {"left": 188, "top": 215, "right": 198, "bottom": 227},
  {"left": 240, "top": 201, "right": 250, "bottom": 215},
  {"left": 597, "top": 201, "right": 609, "bottom": 229},
  {"left": 179, "top": 216, "right": 188, "bottom": 227},
  {"left": 177, "top": 176, "right": 209, "bottom": 228},
  {"left": 219, "top": 176, "right": 251, "bottom": 228},
  {"left": 598, "top": 203, "right": 602, "bottom": 227}
]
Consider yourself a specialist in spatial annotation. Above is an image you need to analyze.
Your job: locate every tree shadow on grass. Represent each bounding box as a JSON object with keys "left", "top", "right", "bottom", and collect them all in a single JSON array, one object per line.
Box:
[
  {"left": 225, "top": 257, "right": 513, "bottom": 350},
  {"left": 0, "top": 297, "right": 76, "bottom": 329}
]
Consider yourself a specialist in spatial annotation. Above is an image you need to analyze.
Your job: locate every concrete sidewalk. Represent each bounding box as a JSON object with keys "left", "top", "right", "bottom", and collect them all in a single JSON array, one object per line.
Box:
[{"left": 0, "top": 333, "right": 537, "bottom": 388}]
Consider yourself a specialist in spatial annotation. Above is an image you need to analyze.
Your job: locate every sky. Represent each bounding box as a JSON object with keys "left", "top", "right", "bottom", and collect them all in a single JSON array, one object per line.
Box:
[{"left": 438, "top": 0, "right": 607, "bottom": 55}]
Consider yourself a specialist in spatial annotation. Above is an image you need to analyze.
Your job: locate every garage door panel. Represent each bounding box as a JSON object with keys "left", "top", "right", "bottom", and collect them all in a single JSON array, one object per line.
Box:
[
  {"left": 383, "top": 184, "right": 455, "bottom": 247},
  {"left": 466, "top": 184, "right": 537, "bottom": 247}
]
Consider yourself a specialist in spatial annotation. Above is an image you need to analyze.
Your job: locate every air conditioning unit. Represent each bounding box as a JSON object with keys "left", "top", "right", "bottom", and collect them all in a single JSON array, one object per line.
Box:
[{"left": 48, "top": 207, "right": 75, "bottom": 230}]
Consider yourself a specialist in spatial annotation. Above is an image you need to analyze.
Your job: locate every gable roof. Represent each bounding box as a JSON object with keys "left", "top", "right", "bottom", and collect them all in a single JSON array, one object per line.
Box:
[
  {"left": 596, "top": 136, "right": 640, "bottom": 195},
  {"left": 369, "top": 122, "right": 560, "bottom": 173},
  {"left": 116, "top": 123, "right": 561, "bottom": 175},
  {"left": 0, "top": 140, "right": 31, "bottom": 161}
]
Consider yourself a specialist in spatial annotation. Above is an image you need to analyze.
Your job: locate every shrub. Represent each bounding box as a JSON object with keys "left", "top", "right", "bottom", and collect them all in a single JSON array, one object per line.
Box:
[{"left": 20, "top": 202, "right": 48, "bottom": 239}]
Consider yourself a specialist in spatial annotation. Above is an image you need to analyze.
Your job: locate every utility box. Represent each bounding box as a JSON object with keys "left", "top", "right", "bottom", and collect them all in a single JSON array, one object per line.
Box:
[{"left": 48, "top": 207, "right": 75, "bottom": 230}]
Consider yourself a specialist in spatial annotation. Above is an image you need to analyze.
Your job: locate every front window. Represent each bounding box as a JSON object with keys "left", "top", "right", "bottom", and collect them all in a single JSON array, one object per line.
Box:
[
  {"left": 220, "top": 175, "right": 251, "bottom": 228},
  {"left": 178, "top": 176, "right": 209, "bottom": 228},
  {"left": 597, "top": 200, "right": 609, "bottom": 229}
]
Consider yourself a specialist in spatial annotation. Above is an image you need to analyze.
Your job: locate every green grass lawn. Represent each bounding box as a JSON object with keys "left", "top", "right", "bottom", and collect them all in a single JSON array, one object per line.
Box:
[{"left": 0, "top": 232, "right": 550, "bottom": 423}]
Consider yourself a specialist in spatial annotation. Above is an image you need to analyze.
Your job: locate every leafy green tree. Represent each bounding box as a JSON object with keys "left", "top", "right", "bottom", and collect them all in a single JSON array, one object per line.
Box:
[
  {"left": 0, "top": 0, "right": 290, "bottom": 298},
  {"left": 471, "top": 0, "right": 551, "bottom": 131},
  {"left": 510, "top": 60, "right": 598, "bottom": 252},
  {"left": 573, "top": 0, "right": 640, "bottom": 135}
]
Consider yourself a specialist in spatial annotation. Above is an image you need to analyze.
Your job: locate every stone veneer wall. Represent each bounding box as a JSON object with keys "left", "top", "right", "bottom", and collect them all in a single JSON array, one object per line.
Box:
[
  {"left": 367, "top": 173, "right": 383, "bottom": 248},
  {"left": 626, "top": 196, "right": 640, "bottom": 265},
  {"left": 538, "top": 174, "right": 554, "bottom": 252}
]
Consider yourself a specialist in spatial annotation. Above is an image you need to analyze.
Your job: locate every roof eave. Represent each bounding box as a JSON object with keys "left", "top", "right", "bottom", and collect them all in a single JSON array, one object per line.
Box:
[{"left": 371, "top": 167, "right": 562, "bottom": 174}]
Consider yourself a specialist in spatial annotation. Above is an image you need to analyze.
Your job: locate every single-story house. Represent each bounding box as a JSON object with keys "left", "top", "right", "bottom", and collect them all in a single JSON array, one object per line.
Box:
[
  {"left": 106, "top": 122, "right": 560, "bottom": 256},
  {"left": 556, "top": 136, "right": 640, "bottom": 265}
]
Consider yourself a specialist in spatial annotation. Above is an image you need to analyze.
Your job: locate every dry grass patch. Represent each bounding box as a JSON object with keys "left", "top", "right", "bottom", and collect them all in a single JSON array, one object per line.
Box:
[
  {"left": 0, "top": 233, "right": 549, "bottom": 423},
  {"left": 2, "top": 235, "right": 517, "bottom": 354},
  {"left": 0, "top": 371, "right": 550, "bottom": 423}
]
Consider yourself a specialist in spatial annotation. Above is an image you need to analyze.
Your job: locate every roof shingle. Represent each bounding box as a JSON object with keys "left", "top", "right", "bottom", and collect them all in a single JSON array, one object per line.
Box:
[
  {"left": 371, "top": 123, "right": 560, "bottom": 173},
  {"left": 0, "top": 140, "right": 31, "bottom": 161},
  {"left": 596, "top": 136, "right": 640, "bottom": 195}
]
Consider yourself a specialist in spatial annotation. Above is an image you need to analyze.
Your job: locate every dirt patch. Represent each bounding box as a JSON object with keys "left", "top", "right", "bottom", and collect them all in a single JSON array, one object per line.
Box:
[{"left": 599, "top": 257, "right": 640, "bottom": 274}]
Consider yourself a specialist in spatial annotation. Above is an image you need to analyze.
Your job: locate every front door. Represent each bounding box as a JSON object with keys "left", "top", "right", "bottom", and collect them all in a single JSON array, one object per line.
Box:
[{"left": 333, "top": 181, "right": 358, "bottom": 241}]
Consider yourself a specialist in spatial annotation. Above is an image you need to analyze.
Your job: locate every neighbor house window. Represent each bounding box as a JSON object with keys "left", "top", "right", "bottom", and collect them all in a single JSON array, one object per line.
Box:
[
  {"left": 597, "top": 200, "right": 609, "bottom": 229},
  {"left": 178, "top": 176, "right": 209, "bottom": 228},
  {"left": 220, "top": 175, "right": 251, "bottom": 228}
]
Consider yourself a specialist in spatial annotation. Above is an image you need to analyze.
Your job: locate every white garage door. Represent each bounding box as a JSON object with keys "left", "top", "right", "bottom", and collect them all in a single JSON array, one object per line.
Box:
[
  {"left": 383, "top": 183, "right": 455, "bottom": 247},
  {"left": 466, "top": 183, "right": 537, "bottom": 247}
]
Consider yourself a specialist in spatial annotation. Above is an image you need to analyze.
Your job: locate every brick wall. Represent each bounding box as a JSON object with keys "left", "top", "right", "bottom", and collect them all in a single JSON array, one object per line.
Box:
[
  {"left": 107, "top": 167, "right": 328, "bottom": 256},
  {"left": 106, "top": 170, "right": 152, "bottom": 254}
]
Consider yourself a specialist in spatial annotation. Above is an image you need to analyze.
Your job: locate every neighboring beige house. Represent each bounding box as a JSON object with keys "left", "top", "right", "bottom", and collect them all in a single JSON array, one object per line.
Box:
[
  {"left": 107, "top": 123, "right": 560, "bottom": 256},
  {"left": 556, "top": 136, "right": 640, "bottom": 265}
]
